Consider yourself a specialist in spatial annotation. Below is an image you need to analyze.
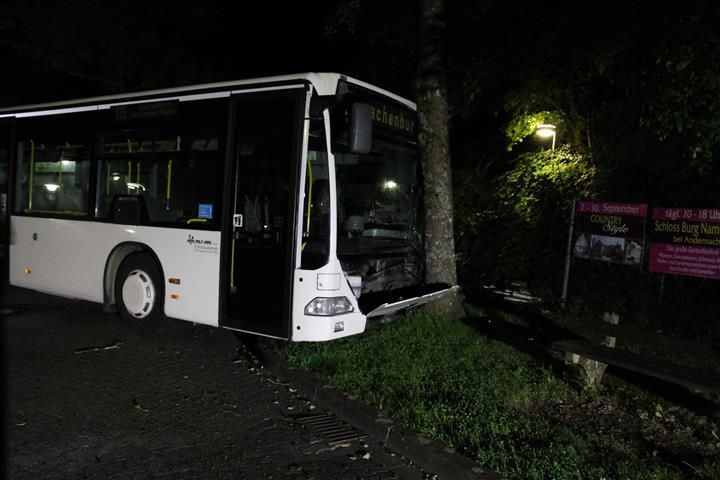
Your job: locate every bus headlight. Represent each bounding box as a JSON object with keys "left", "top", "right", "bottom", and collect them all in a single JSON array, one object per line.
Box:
[{"left": 305, "top": 297, "right": 354, "bottom": 316}]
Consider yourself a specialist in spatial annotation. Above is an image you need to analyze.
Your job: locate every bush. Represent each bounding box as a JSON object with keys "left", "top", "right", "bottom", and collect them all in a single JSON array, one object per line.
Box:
[{"left": 455, "top": 145, "right": 597, "bottom": 298}]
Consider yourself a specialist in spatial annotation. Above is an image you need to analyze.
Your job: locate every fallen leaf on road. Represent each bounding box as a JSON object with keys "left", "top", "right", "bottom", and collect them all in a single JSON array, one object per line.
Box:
[{"left": 74, "top": 340, "right": 122, "bottom": 354}]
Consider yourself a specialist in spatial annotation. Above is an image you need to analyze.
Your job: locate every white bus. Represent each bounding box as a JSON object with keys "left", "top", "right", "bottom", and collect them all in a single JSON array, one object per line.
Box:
[{"left": 0, "top": 73, "right": 453, "bottom": 341}]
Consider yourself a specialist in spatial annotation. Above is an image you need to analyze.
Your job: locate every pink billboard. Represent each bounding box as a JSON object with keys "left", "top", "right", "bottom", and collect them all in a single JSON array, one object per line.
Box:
[
  {"left": 649, "top": 207, "right": 720, "bottom": 280},
  {"left": 573, "top": 201, "right": 648, "bottom": 267}
]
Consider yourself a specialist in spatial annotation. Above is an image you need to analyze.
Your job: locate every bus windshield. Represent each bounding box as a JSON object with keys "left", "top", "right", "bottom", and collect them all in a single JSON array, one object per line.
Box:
[
  {"left": 327, "top": 93, "right": 423, "bottom": 294},
  {"left": 334, "top": 140, "right": 419, "bottom": 252}
]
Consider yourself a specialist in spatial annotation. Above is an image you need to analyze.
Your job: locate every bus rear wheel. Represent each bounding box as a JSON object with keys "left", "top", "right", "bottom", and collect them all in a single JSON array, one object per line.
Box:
[{"left": 115, "top": 252, "right": 164, "bottom": 324}]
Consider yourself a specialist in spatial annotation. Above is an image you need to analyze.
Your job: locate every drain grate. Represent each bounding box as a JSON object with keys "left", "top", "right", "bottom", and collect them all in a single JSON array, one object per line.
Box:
[{"left": 295, "top": 413, "right": 367, "bottom": 446}]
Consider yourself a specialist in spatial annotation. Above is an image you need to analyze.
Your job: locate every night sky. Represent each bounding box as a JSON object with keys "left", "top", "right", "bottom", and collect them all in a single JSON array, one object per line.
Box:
[
  {"left": 0, "top": 0, "right": 349, "bottom": 106},
  {"left": 3, "top": 1, "right": 718, "bottom": 113}
]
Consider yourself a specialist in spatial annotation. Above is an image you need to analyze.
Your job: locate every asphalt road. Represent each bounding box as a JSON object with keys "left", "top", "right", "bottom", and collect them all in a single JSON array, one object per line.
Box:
[{"left": 1, "top": 285, "right": 424, "bottom": 480}]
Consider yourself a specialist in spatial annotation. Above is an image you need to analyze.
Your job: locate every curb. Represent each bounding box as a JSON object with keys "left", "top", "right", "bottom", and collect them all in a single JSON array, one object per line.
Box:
[{"left": 254, "top": 341, "right": 503, "bottom": 480}]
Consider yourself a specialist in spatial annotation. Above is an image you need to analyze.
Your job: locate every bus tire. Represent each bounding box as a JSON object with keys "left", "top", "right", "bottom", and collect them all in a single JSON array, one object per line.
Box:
[{"left": 115, "top": 252, "right": 164, "bottom": 326}]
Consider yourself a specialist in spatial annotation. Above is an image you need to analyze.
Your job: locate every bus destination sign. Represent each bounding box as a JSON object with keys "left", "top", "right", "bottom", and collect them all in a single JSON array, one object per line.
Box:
[
  {"left": 111, "top": 101, "right": 179, "bottom": 124},
  {"left": 367, "top": 101, "right": 417, "bottom": 143}
]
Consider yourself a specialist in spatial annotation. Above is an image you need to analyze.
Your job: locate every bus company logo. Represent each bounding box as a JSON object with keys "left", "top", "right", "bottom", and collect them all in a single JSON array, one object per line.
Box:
[{"left": 186, "top": 234, "right": 219, "bottom": 254}]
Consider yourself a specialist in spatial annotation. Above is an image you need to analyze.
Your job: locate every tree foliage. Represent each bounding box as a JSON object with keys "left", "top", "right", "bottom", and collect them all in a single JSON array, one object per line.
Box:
[
  {"left": 0, "top": 0, "right": 221, "bottom": 102},
  {"left": 456, "top": 146, "right": 597, "bottom": 296},
  {"left": 503, "top": 111, "right": 562, "bottom": 151},
  {"left": 638, "top": 30, "right": 720, "bottom": 175},
  {"left": 453, "top": 1, "right": 720, "bottom": 335},
  {"left": 0, "top": 0, "right": 342, "bottom": 105}
]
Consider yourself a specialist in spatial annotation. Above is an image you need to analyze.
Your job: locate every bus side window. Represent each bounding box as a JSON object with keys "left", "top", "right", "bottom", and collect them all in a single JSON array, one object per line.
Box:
[
  {"left": 14, "top": 138, "right": 91, "bottom": 216},
  {"left": 97, "top": 155, "right": 223, "bottom": 226}
]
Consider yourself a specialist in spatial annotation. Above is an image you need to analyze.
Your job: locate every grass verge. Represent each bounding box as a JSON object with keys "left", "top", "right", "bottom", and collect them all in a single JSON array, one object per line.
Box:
[{"left": 275, "top": 310, "right": 716, "bottom": 480}]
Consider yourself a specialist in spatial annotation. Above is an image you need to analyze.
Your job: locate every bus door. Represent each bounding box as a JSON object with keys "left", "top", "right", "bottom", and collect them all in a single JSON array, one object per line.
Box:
[{"left": 222, "top": 90, "right": 303, "bottom": 338}]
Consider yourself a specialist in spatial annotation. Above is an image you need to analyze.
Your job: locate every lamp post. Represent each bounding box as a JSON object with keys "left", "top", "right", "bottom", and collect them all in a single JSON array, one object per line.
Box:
[{"left": 536, "top": 123, "right": 557, "bottom": 151}]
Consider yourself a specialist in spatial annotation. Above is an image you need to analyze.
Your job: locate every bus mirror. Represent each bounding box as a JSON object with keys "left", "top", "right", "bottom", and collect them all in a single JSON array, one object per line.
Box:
[{"left": 350, "top": 103, "right": 372, "bottom": 154}]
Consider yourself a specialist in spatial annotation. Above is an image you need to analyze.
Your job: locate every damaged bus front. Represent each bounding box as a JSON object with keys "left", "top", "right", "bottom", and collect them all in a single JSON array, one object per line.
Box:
[{"left": 291, "top": 79, "right": 455, "bottom": 341}]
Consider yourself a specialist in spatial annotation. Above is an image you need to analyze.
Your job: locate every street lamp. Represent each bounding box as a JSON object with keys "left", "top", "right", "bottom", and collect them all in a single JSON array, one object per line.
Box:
[{"left": 536, "top": 123, "right": 557, "bottom": 151}]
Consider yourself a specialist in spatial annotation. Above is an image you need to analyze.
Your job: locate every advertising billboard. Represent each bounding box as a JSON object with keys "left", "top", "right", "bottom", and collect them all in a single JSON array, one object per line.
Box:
[
  {"left": 573, "top": 201, "right": 648, "bottom": 267},
  {"left": 649, "top": 207, "right": 720, "bottom": 280}
]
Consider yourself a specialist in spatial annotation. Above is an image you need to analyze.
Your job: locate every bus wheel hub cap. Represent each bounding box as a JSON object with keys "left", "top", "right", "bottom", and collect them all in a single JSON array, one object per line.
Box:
[{"left": 122, "top": 270, "right": 155, "bottom": 318}]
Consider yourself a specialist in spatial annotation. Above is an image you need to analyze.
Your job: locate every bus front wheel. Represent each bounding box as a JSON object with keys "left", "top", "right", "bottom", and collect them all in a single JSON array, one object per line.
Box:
[{"left": 115, "top": 252, "right": 164, "bottom": 324}]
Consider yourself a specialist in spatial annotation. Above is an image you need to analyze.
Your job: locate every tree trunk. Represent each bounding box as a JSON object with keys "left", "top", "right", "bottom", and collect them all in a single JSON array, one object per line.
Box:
[{"left": 415, "top": 0, "right": 464, "bottom": 319}]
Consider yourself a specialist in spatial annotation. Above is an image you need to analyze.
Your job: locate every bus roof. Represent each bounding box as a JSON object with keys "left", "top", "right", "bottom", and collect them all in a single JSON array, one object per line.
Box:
[{"left": 0, "top": 72, "right": 416, "bottom": 118}]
